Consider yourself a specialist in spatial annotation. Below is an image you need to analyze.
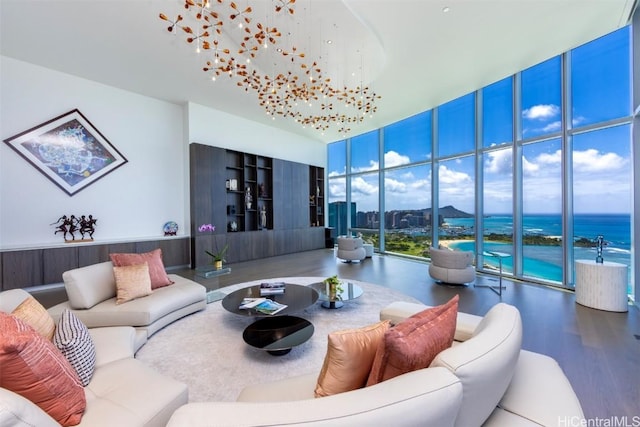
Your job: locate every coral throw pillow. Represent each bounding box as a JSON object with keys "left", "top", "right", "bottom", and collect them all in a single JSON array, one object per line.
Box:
[
  {"left": 110, "top": 248, "right": 173, "bottom": 289},
  {"left": 366, "top": 295, "right": 459, "bottom": 386},
  {"left": 0, "top": 312, "right": 86, "bottom": 426},
  {"left": 11, "top": 296, "right": 56, "bottom": 341},
  {"left": 113, "top": 263, "right": 153, "bottom": 304},
  {"left": 315, "top": 320, "right": 390, "bottom": 397}
]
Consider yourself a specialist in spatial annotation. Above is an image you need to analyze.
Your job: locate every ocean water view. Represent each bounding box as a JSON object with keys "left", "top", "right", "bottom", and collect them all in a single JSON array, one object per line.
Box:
[{"left": 444, "top": 214, "right": 631, "bottom": 289}]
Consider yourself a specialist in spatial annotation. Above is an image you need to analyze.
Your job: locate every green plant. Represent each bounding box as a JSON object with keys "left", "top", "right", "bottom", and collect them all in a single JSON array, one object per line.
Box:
[
  {"left": 205, "top": 242, "right": 228, "bottom": 262},
  {"left": 322, "top": 275, "right": 343, "bottom": 300}
]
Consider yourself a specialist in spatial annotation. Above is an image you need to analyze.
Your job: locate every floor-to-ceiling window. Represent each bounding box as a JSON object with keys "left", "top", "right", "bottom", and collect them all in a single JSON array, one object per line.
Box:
[
  {"left": 327, "top": 140, "right": 348, "bottom": 236},
  {"left": 327, "top": 26, "right": 633, "bottom": 297},
  {"left": 382, "top": 111, "right": 432, "bottom": 257},
  {"left": 481, "top": 77, "right": 514, "bottom": 275}
]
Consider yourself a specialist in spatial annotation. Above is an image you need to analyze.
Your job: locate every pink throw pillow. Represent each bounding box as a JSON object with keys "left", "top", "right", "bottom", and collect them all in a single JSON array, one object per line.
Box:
[
  {"left": 0, "top": 312, "right": 86, "bottom": 426},
  {"left": 366, "top": 294, "right": 459, "bottom": 386},
  {"left": 110, "top": 248, "right": 173, "bottom": 289}
]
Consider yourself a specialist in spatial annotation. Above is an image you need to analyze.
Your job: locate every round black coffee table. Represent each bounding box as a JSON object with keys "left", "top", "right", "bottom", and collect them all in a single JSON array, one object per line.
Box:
[
  {"left": 222, "top": 283, "right": 319, "bottom": 355},
  {"left": 222, "top": 283, "right": 319, "bottom": 316},
  {"left": 243, "top": 315, "right": 314, "bottom": 355}
]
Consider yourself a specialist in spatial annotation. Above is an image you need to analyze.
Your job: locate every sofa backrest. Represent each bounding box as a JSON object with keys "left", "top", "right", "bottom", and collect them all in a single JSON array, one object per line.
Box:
[
  {"left": 430, "top": 303, "right": 522, "bottom": 427},
  {"left": 430, "top": 247, "right": 474, "bottom": 269},
  {"left": 62, "top": 261, "right": 116, "bottom": 309},
  {"left": 337, "top": 236, "right": 363, "bottom": 251},
  {"left": 169, "top": 367, "right": 463, "bottom": 427}
]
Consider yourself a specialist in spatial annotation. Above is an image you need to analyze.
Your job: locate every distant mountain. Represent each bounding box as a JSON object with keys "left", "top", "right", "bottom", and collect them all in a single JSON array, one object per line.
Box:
[{"left": 436, "top": 205, "right": 473, "bottom": 218}]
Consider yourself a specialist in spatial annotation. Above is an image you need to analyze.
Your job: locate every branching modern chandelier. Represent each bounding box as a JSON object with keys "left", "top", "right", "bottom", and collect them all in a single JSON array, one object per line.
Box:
[{"left": 159, "top": 0, "right": 381, "bottom": 135}]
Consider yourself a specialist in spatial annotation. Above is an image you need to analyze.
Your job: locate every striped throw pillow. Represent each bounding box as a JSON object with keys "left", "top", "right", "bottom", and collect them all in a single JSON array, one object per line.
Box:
[{"left": 54, "top": 309, "right": 96, "bottom": 386}]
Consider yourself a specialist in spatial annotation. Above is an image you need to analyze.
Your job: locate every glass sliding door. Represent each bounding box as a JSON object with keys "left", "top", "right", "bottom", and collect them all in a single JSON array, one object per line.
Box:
[
  {"left": 327, "top": 140, "right": 348, "bottom": 236},
  {"left": 521, "top": 139, "right": 563, "bottom": 283},
  {"left": 482, "top": 147, "right": 513, "bottom": 274},
  {"left": 572, "top": 125, "right": 631, "bottom": 292},
  {"left": 437, "top": 156, "right": 475, "bottom": 253},
  {"left": 383, "top": 164, "right": 431, "bottom": 258},
  {"left": 350, "top": 171, "right": 379, "bottom": 244}
]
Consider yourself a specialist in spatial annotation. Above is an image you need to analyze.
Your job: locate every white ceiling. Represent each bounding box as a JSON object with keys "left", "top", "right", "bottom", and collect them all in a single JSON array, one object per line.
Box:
[{"left": 0, "top": 0, "right": 635, "bottom": 143}]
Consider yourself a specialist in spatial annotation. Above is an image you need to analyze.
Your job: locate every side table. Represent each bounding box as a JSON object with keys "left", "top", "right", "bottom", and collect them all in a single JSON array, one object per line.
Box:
[
  {"left": 575, "top": 260, "right": 628, "bottom": 312},
  {"left": 475, "top": 251, "right": 510, "bottom": 296},
  {"left": 194, "top": 266, "right": 231, "bottom": 303},
  {"left": 363, "top": 243, "right": 374, "bottom": 258}
]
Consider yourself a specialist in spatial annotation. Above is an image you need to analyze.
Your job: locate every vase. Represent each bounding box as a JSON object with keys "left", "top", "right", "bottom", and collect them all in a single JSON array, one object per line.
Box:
[{"left": 214, "top": 260, "right": 223, "bottom": 270}]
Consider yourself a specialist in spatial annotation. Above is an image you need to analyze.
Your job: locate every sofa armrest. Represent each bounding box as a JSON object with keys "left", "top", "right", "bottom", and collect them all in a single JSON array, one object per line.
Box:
[
  {"left": 89, "top": 326, "right": 138, "bottom": 367},
  {"left": 380, "top": 301, "right": 482, "bottom": 341},
  {"left": 495, "top": 350, "right": 584, "bottom": 425},
  {"left": 0, "top": 387, "right": 59, "bottom": 427},
  {"left": 0, "top": 289, "right": 31, "bottom": 313}
]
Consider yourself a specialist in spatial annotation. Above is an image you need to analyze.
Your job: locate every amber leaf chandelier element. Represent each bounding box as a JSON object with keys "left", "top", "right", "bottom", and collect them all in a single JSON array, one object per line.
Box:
[{"left": 159, "top": 0, "right": 381, "bottom": 134}]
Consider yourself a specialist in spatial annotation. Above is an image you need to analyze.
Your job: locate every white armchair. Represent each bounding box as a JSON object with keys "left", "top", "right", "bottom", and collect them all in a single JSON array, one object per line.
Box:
[
  {"left": 336, "top": 236, "right": 366, "bottom": 263},
  {"left": 428, "top": 246, "right": 475, "bottom": 285}
]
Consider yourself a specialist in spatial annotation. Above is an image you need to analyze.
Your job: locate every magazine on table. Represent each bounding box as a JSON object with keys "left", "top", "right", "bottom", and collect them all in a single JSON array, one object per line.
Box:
[
  {"left": 239, "top": 298, "right": 266, "bottom": 309},
  {"left": 260, "top": 282, "right": 286, "bottom": 295},
  {"left": 238, "top": 297, "right": 287, "bottom": 315}
]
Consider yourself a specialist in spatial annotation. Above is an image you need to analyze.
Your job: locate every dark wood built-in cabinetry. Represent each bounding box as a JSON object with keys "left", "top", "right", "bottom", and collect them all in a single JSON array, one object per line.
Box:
[
  {"left": 190, "top": 143, "right": 324, "bottom": 268},
  {"left": 225, "top": 151, "right": 273, "bottom": 232}
]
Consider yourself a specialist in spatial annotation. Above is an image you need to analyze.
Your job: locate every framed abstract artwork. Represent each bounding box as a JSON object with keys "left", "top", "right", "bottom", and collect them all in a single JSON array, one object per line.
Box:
[{"left": 3, "top": 109, "right": 128, "bottom": 196}]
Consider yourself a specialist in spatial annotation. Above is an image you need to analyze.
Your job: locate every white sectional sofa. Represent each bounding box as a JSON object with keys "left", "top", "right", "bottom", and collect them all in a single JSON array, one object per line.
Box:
[
  {"left": 167, "top": 301, "right": 584, "bottom": 427},
  {"left": 0, "top": 288, "right": 189, "bottom": 427},
  {"left": 48, "top": 261, "right": 207, "bottom": 349}
]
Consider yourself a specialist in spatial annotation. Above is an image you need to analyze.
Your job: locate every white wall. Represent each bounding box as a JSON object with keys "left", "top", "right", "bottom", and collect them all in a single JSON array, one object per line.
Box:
[
  {"left": 186, "top": 102, "right": 326, "bottom": 166},
  {"left": 0, "top": 57, "right": 327, "bottom": 250},
  {"left": 0, "top": 57, "right": 186, "bottom": 249}
]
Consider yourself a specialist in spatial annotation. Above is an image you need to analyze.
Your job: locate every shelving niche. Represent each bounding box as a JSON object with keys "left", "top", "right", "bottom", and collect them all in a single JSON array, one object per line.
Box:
[
  {"left": 226, "top": 151, "right": 272, "bottom": 232},
  {"left": 309, "top": 165, "right": 325, "bottom": 227}
]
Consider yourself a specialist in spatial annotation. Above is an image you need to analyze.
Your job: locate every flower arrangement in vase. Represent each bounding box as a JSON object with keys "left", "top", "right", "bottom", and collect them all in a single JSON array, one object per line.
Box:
[
  {"left": 199, "top": 223, "right": 229, "bottom": 270},
  {"left": 323, "top": 275, "right": 343, "bottom": 301}
]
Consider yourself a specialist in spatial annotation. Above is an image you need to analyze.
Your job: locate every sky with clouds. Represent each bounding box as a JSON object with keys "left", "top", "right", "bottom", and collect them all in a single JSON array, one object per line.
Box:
[{"left": 328, "top": 26, "right": 631, "bottom": 216}]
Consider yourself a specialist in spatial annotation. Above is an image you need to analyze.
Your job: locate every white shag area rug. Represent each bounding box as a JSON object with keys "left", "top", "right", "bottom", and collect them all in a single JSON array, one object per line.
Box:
[{"left": 135, "top": 277, "right": 420, "bottom": 402}]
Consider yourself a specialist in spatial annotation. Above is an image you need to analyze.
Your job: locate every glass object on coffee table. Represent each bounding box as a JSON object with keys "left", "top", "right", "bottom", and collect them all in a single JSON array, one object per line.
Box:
[{"left": 309, "top": 281, "right": 363, "bottom": 309}]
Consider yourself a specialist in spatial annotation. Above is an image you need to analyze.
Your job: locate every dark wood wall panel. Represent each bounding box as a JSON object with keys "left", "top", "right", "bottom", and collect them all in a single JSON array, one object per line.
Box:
[
  {"left": 43, "top": 247, "right": 78, "bottom": 284},
  {"left": 2, "top": 250, "right": 43, "bottom": 289},
  {"left": 190, "top": 144, "right": 228, "bottom": 268},
  {"left": 1, "top": 237, "right": 190, "bottom": 290}
]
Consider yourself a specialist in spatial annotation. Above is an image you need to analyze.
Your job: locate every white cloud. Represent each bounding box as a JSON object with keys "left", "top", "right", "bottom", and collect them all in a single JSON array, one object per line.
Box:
[
  {"left": 438, "top": 164, "right": 472, "bottom": 185},
  {"left": 522, "top": 156, "right": 539, "bottom": 175},
  {"left": 384, "top": 151, "right": 411, "bottom": 168},
  {"left": 542, "top": 121, "right": 561, "bottom": 133},
  {"left": 573, "top": 148, "right": 627, "bottom": 173},
  {"left": 351, "top": 176, "right": 378, "bottom": 195},
  {"left": 484, "top": 149, "right": 512, "bottom": 175},
  {"left": 352, "top": 160, "right": 379, "bottom": 173},
  {"left": 384, "top": 177, "right": 407, "bottom": 193},
  {"left": 536, "top": 149, "right": 562, "bottom": 166},
  {"left": 522, "top": 104, "right": 560, "bottom": 120}
]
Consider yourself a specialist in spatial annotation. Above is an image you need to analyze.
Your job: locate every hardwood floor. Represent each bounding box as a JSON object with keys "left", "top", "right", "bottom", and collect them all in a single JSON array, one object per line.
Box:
[
  {"left": 176, "top": 248, "right": 640, "bottom": 420},
  {"left": 33, "top": 248, "right": 639, "bottom": 419}
]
